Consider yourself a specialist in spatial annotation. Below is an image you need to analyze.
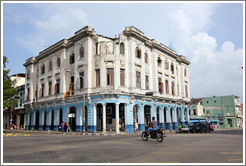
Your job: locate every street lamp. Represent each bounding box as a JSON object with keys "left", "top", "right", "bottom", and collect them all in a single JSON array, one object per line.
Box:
[{"left": 67, "top": 69, "right": 86, "bottom": 134}]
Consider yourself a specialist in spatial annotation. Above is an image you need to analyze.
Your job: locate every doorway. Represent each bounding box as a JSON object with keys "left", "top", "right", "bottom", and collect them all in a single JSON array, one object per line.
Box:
[
  {"left": 35, "top": 111, "right": 39, "bottom": 130},
  {"left": 97, "top": 104, "right": 103, "bottom": 131},
  {"left": 69, "top": 107, "right": 76, "bottom": 131},
  {"left": 144, "top": 105, "right": 151, "bottom": 126}
]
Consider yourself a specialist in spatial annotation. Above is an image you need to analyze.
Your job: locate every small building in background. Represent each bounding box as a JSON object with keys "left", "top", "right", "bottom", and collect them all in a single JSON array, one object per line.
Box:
[
  {"left": 190, "top": 95, "right": 243, "bottom": 129},
  {"left": 3, "top": 73, "right": 26, "bottom": 129}
]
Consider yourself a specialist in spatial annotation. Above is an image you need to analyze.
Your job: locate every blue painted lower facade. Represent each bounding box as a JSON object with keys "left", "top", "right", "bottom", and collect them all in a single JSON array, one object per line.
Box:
[{"left": 25, "top": 94, "right": 190, "bottom": 134}]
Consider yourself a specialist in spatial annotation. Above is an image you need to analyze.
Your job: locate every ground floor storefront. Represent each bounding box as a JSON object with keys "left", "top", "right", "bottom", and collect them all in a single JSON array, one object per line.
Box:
[
  {"left": 25, "top": 95, "right": 190, "bottom": 133},
  {"left": 3, "top": 109, "right": 26, "bottom": 130}
]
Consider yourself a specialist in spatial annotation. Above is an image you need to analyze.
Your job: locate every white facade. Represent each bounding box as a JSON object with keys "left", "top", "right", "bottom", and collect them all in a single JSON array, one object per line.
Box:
[{"left": 24, "top": 26, "right": 191, "bottom": 133}]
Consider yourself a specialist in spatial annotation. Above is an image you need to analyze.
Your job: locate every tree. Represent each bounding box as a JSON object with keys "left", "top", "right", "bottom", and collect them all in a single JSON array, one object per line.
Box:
[{"left": 3, "top": 56, "right": 17, "bottom": 109}]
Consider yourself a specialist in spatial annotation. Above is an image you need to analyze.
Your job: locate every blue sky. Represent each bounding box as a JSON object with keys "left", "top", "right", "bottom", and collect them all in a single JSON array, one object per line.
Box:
[{"left": 2, "top": 2, "right": 244, "bottom": 102}]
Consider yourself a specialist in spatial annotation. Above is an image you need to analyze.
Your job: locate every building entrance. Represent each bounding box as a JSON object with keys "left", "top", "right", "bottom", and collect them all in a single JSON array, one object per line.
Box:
[
  {"left": 119, "top": 104, "right": 125, "bottom": 131},
  {"left": 106, "top": 103, "right": 115, "bottom": 131},
  {"left": 69, "top": 107, "right": 76, "bottom": 131},
  {"left": 97, "top": 104, "right": 103, "bottom": 131},
  {"left": 144, "top": 105, "right": 151, "bottom": 126},
  {"left": 35, "top": 111, "right": 39, "bottom": 130}
]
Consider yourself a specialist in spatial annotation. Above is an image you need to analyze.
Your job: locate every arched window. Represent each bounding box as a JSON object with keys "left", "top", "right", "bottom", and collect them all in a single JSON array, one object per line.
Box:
[
  {"left": 79, "top": 47, "right": 84, "bottom": 58},
  {"left": 120, "top": 43, "right": 124, "bottom": 54},
  {"left": 70, "top": 53, "right": 75, "bottom": 64},
  {"left": 41, "top": 64, "right": 45, "bottom": 74},
  {"left": 56, "top": 57, "right": 60, "bottom": 68},
  {"left": 171, "top": 63, "right": 174, "bottom": 74},
  {"left": 49, "top": 61, "right": 52, "bottom": 71},
  {"left": 135, "top": 47, "right": 141, "bottom": 59},
  {"left": 145, "top": 53, "right": 148, "bottom": 63},
  {"left": 27, "top": 71, "right": 30, "bottom": 80},
  {"left": 157, "top": 57, "right": 162, "bottom": 67}
]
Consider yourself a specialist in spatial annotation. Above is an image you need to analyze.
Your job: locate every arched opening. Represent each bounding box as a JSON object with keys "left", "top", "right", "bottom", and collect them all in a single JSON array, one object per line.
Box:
[
  {"left": 120, "top": 43, "right": 124, "bottom": 54},
  {"left": 85, "top": 106, "right": 88, "bottom": 132},
  {"left": 51, "top": 110, "right": 54, "bottom": 130},
  {"left": 157, "top": 107, "right": 161, "bottom": 127},
  {"left": 177, "top": 108, "right": 180, "bottom": 124},
  {"left": 184, "top": 108, "right": 187, "bottom": 124},
  {"left": 119, "top": 103, "right": 125, "bottom": 131},
  {"left": 144, "top": 105, "right": 151, "bottom": 126},
  {"left": 133, "top": 105, "right": 139, "bottom": 130},
  {"left": 80, "top": 47, "right": 84, "bottom": 58},
  {"left": 97, "top": 104, "right": 103, "bottom": 131},
  {"left": 29, "top": 112, "right": 32, "bottom": 129},
  {"left": 59, "top": 109, "right": 63, "bottom": 126},
  {"left": 44, "top": 111, "right": 47, "bottom": 130},
  {"left": 35, "top": 111, "right": 39, "bottom": 130},
  {"left": 135, "top": 47, "right": 141, "bottom": 58},
  {"left": 69, "top": 107, "right": 76, "bottom": 131},
  {"left": 106, "top": 103, "right": 115, "bottom": 131},
  {"left": 164, "top": 107, "right": 167, "bottom": 129}
]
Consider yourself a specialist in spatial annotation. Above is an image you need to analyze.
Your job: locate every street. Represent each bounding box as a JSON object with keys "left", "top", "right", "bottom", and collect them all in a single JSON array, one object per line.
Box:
[{"left": 3, "top": 129, "right": 244, "bottom": 163}]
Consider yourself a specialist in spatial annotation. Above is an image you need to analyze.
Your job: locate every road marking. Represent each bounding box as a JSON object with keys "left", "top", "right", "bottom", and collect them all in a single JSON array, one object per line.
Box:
[
  {"left": 5, "top": 134, "right": 30, "bottom": 137},
  {"left": 227, "top": 159, "right": 243, "bottom": 162},
  {"left": 221, "top": 152, "right": 243, "bottom": 155},
  {"left": 112, "top": 142, "right": 131, "bottom": 144},
  {"left": 152, "top": 152, "right": 180, "bottom": 155},
  {"left": 39, "top": 149, "right": 61, "bottom": 152}
]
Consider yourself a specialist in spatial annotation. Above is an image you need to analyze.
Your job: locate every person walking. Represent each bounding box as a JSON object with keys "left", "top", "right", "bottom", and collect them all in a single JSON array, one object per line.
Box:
[
  {"left": 61, "top": 122, "right": 66, "bottom": 133},
  {"left": 67, "top": 122, "right": 71, "bottom": 132}
]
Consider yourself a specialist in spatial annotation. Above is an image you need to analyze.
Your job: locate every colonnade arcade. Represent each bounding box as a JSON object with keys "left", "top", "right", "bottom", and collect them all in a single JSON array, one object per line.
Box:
[{"left": 25, "top": 102, "right": 190, "bottom": 133}]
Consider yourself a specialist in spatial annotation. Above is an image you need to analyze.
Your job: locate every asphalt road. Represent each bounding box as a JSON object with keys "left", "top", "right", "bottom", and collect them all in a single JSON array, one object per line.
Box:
[{"left": 3, "top": 129, "right": 244, "bottom": 164}]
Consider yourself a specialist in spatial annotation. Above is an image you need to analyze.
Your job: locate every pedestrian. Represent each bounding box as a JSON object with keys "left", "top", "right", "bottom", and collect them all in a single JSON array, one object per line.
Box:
[
  {"left": 178, "top": 123, "right": 182, "bottom": 132},
  {"left": 67, "top": 123, "right": 71, "bottom": 132},
  {"left": 61, "top": 121, "right": 65, "bottom": 132}
]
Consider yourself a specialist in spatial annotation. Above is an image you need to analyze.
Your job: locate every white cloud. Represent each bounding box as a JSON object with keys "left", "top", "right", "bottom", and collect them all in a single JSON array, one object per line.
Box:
[
  {"left": 15, "top": 5, "right": 89, "bottom": 55},
  {"left": 159, "top": 4, "right": 243, "bottom": 101}
]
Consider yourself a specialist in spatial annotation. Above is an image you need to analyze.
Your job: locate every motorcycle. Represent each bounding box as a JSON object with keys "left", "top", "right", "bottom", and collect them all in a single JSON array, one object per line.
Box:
[{"left": 141, "top": 128, "right": 166, "bottom": 142}]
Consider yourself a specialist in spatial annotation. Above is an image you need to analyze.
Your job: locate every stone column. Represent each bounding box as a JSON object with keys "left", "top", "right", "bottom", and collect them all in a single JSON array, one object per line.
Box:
[
  {"left": 17, "top": 115, "right": 20, "bottom": 129},
  {"left": 76, "top": 105, "right": 82, "bottom": 132},
  {"left": 46, "top": 110, "right": 51, "bottom": 131},
  {"left": 54, "top": 108, "right": 60, "bottom": 131},
  {"left": 92, "top": 104, "right": 97, "bottom": 133},
  {"left": 139, "top": 105, "right": 145, "bottom": 132},
  {"left": 26, "top": 111, "right": 30, "bottom": 130},
  {"left": 39, "top": 111, "right": 44, "bottom": 131},
  {"left": 151, "top": 105, "right": 157, "bottom": 120},
  {"left": 172, "top": 108, "right": 178, "bottom": 131},
  {"left": 186, "top": 107, "right": 190, "bottom": 124},
  {"left": 115, "top": 102, "right": 120, "bottom": 134},
  {"left": 63, "top": 107, "right": 68, "bottom": 124},
  {"left": 159, "top": 106, "right": 165, "bottom": 130},
  {"left": 166, "top": 107, "right": 172, "bottom": 131},
  {"left": 102, "top": 103, "right": 106, "bottom": 133}
]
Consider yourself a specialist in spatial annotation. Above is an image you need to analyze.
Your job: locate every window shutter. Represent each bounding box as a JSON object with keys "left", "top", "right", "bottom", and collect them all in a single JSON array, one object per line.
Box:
[
  {"left": 39, "top": 88, "right": 42, "bottom": 97},
  {"left": 77, "top": 78, "right": 80, "bottom": 89},
  {"left": 55, "top": 84, "right": 57, "bottom": 94},
  {"left": 161, "top": 82, "right": 164, "bottom": 92}
]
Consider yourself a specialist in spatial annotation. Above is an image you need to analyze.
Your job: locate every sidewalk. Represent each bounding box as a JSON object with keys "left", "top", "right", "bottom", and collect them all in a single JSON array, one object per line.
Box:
[{"left": 3, "top": 129, "right": 176, "bottom": 136}]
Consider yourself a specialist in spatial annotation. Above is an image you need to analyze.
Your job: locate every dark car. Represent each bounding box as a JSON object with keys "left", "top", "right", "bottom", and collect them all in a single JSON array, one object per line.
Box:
[{"left": 189, "top": 122, "right": 213, "bottom": 133}]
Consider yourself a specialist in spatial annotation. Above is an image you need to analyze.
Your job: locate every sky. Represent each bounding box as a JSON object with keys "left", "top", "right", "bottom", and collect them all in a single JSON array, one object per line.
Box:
[{"left": 2, "top": 2, "right": 244, "bottom": 102}]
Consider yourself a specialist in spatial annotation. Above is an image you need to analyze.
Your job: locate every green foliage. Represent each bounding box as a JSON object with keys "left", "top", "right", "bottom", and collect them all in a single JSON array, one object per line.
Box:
[{"left": 3, "top": 56, "right": 17, "bottom": 109}]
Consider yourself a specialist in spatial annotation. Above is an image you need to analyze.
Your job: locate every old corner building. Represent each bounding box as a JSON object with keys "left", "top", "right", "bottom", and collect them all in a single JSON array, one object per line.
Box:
[{"left": 23, "top": 26, "right": 191, "bottom": 134}]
